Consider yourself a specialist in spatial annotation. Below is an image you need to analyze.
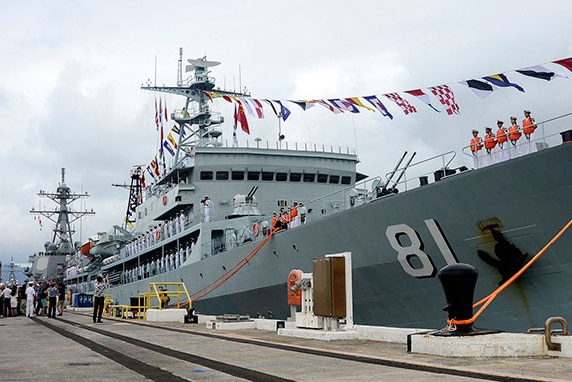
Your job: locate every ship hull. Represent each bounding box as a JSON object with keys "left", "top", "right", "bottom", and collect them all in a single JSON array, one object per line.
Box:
[{"left": 106, "top": 143, "right": 572, "bottom": 333}]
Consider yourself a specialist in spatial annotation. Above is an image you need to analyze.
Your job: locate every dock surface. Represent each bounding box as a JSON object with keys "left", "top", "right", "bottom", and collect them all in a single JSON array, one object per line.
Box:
[{"left": 1, "top": 311, "right": 571, "bottom": 381}]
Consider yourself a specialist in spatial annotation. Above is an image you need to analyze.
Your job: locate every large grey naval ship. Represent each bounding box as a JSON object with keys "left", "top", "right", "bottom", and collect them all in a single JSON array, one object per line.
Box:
[{"left": 29, "top": 49, "right": 572, "bottom": 333}]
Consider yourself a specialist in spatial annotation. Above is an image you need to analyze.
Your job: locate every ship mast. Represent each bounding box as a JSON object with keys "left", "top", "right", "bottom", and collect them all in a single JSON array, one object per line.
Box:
[
  {"left": 30, "top": 168, "right": 95, "bottom": 256},
  {"left": 141, "top": 47, "right": 249, "bottom": 175},
  {"left": 6, "top": 258, "right": 18, "bottom": 286},
  {"left": 112, "top": 166, "right": 143, "bottom": 231}
]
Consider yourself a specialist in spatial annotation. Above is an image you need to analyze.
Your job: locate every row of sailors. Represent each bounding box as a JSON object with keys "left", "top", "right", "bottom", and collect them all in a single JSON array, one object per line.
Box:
[
  {"left": 122, "top": 240, "right": 196, "bottom": 284},
  {"left": 470, "top": 110, "right": 537, "bottom": 169},
  {"left": 125, "top": 211, "right": 188, "bottom": 257},
  {"left": 270, "top": 201, "right": 307, "bottom": 231}
]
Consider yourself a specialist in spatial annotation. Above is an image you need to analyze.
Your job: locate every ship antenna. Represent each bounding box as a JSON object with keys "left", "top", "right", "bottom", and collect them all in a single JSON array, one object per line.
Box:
[{"left": 177, "top": 47, "right": 183, "bottom": 87}]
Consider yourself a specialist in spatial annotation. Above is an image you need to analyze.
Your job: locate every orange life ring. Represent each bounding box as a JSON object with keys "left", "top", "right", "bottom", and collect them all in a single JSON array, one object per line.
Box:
[
  {"left": 162, "top": 195, "right": 167, "bottom": 205},
  {"left": 252, "top": 223, "right": 260, "bottom": 237},
  {"left": 156, "top": 230, "right": 161, "bottom": 241}
]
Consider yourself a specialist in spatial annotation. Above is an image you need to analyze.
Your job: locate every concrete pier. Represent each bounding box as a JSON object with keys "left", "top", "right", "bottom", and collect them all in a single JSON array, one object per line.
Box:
[{"left": 2, "top": 311, "right": 571, "bottom": 381}]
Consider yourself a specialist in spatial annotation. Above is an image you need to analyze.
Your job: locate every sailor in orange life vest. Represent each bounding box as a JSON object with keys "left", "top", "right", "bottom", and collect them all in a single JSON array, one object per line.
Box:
[
  {"left": 522, "top": 109, "right": 537, "bottom": 154},
  {"left": 469, "top": 129, "right": 483, "bottom": 169},
  {"left": 290, "top": 201, "right": 300, "bottom": 228},
  {"left": 483, "top": 127, "right": 497, "bottom": 167},
  {"left": 495, "top": 120, "right": 509, "bottom": 162},
  {"left": 508, "top": 116, "right": 522, "bottom": 158},
  {"left": 271, "top": 211, "right": 279, "bottom": 231}
]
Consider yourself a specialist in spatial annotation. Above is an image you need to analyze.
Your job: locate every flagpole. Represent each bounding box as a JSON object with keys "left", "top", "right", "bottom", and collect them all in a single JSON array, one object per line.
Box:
[
  {"left": 278, "top": 112, "right": 283, "bottom": 149},
  {"left": 154, "top": 56, "right": 157, "bottom": 86}
]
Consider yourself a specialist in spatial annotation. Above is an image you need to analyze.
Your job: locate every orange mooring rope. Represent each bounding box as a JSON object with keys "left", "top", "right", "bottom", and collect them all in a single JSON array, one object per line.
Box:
[
  {"left": 448, "top": 218, "right": 572, "bottom": 326},
  {"left": 189, "top": 227, "right": 279, "bottom": 302}
]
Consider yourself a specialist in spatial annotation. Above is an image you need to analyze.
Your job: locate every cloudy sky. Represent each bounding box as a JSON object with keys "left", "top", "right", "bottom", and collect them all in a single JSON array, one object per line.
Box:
[{"left": 1, "top": 0, "right": 572, "bottom": 280}]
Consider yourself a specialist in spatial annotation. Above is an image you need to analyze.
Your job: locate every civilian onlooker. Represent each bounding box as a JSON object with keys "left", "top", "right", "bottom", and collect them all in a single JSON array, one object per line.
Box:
[{"left": 46, "top": 281, "right": 58, "bottom": 318}]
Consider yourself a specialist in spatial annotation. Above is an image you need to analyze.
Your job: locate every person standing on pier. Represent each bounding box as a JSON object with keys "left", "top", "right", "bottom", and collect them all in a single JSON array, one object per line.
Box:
[
  {"left": 92, "top": 275, "right": 108, "bottom": 323},
  {"left": 56, "top": 283, "right": 66, "bottom": 316},
  {"left": 25, "top": 282, "right": 36, "bottom": 318},
  {"left": 46, "top": 281, "right": 58, "bottom": 318}
]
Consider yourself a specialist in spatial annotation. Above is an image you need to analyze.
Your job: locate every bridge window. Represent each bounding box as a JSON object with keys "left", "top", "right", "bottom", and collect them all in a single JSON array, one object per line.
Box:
[
  {"left": 262, "top": 171, "right": 274, "bottom": 181},
  {"left": 290, "top": 172, "right": 302, "bottom": 182},
  {"left": 247, "top": 171, "right": 260, "bottom": 181},
  {"left": 200, "top": 171, "right": 213, "bottom": 180},
  {"left": 341, "top": 176, "right": 351, "bottom": 185},
  {"left": 303, "top": 173, "right": 315, "bottom": 182},
  {"left": 276, "top": 172, "right": 287, "bottom": 182},
  {"left": 329, "top": 175, "right": 340, "bottom": 184},
  {"left": 317, "top": 174, "right": 328, "bottom": 183},
  {"left": 216, "top": 171, "right": 229, "bottom": 180},
  {"left": 231, "top": 171, "right": 244, "bottom": 180}
]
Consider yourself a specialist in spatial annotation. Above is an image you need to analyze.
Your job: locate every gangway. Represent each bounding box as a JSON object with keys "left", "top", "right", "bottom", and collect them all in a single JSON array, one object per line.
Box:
[
  {"left": 144, "top": 281, "right": 192, "bottom": 320},
  {"left": 108, "top": 281, "right": 192, "bottom": 320}
]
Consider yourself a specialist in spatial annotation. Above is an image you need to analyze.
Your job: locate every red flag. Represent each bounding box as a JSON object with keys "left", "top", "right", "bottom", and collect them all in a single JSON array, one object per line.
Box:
[
  {"left": 233, "top": 103, "right": 239, "bottom": 130},
  {"left": 404, "top": 89, "right": 440, "bottom": 112},
  {"left": 429, "top": 85, "right": 460, "bottom": 115},
  {"left": 384, "top": 93, "right": 417, "bottom": 115},
  {"left": 553, "top": 57, "right": 572, "bottom": 72},
  {"left": 154, "top": 97, "right": 159, "bottom": 130},
  {"left": 252, "top": 99, "right": 264, "bottom": 118},
  {"left": 158, "top": 97, "right": 163, "bottom": 126},
  {"left": 235, "top": 101, "right": 250, "bottom": 134},
  {"left": 163, "top": 97, "right": 168, "bottom": 122}
]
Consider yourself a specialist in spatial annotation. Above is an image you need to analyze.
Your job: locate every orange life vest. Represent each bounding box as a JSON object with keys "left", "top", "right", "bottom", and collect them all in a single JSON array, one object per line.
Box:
[
  {"left": 508, "top": 124, "right": 521, "bottom": 141},
  {"left": 522, "top": 118, "right": 536, "bottom": 135},
  {"left": 290, "top": 207, "right": 298, "bottom": 218},
  {"left": 496, "top": 128, "right": 508, "bottom": 143},
  {"left": 470, "top": 137, "right": 483, "bottom": 152},
  {"left": 484, "top": 133, "right": 496, "bottom": 150}
]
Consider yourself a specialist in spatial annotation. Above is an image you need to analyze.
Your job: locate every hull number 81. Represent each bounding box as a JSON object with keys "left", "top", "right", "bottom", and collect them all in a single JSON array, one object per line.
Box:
[{"left": 385, "top": 219, "right": 458, "bottom": 278}]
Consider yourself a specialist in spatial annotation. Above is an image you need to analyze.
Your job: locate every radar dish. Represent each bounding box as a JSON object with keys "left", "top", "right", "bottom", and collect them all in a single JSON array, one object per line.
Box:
[{"left": 187, "top": 58, "right": 221, "bottom": 68}]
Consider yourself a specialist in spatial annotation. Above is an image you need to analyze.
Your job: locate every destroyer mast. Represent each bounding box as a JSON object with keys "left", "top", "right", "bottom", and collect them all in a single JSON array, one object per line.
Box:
[{"left": 28, "top": 168, "right": 95, "bottom": 281}]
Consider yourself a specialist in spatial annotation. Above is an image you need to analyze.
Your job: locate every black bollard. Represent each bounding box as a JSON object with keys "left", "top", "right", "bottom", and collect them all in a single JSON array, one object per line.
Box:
[{"left": 438, "top": 263, "right": 478, "bottom": 333}]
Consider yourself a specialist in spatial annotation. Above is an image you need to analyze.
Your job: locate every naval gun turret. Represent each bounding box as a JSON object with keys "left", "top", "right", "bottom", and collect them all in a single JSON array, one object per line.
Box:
[{"left": 227, "top": 186, "right": 261, "bottom": 219}]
